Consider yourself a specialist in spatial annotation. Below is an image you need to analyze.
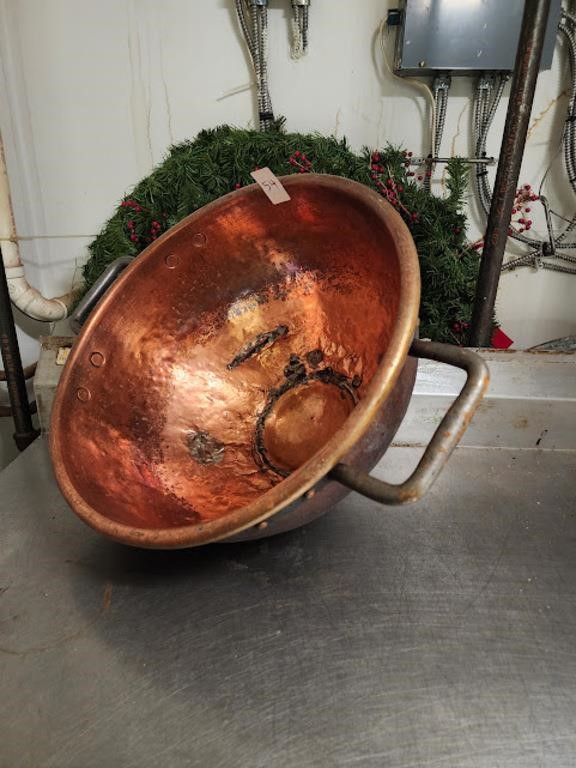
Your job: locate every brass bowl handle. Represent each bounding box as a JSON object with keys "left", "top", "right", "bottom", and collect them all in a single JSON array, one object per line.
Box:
[{"left": 330, "top": 339, "right": 489, "bottom": 505}]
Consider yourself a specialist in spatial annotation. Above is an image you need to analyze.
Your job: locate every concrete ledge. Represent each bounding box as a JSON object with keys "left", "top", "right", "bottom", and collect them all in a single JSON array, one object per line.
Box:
[{"left": 394, "top": 350, "right": 576, "bottom": 450}]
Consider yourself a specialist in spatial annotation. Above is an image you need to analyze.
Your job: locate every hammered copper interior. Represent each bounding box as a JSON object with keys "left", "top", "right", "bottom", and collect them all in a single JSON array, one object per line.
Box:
[{"left": 51, "top": 176, "right": 417, "bottom": 539}]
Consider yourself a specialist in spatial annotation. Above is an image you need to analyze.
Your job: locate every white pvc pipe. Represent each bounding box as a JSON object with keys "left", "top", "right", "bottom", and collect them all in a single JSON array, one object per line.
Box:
[{"left": 0, "top": 128, "right": 72, "bottom": 321}]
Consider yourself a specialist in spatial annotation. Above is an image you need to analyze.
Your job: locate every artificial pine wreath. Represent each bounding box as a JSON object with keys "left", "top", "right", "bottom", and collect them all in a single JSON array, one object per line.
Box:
[{"left": 82, "top": 123, "right": 481, "bottom": 343}]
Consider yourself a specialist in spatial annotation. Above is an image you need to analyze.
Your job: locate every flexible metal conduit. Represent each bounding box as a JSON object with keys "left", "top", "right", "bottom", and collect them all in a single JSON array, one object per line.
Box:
[
  {"left": 424, "top": 76, "right": 450, "bottom": 191},
  {"left": 290, "top": 0, "right": 310, "bottom": 59},
  {"left": 235, "top": 0, "right": 274, "bottom": 131},
  {"left": 473, "top": 8, "right": 576, "bottom": 273}
]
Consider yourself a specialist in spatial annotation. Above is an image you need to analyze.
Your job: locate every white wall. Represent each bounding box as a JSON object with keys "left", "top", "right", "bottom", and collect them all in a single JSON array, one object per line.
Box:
[{"left": 0, "top": 0, "right": 575, "bottom": 464}]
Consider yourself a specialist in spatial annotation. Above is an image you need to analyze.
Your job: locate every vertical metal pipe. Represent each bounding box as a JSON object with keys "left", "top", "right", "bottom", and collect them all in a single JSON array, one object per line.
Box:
[
  {"left": 469, "top": 0, "right": 551, "bottom": 347},
  {"left": 0, "top": 245, "right": 39, "bottom": 450}
]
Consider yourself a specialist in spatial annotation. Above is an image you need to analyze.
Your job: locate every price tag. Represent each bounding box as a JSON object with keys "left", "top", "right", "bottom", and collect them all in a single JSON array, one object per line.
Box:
[{"left": 250, "top": 167, "right": 291, "bottom": 205}]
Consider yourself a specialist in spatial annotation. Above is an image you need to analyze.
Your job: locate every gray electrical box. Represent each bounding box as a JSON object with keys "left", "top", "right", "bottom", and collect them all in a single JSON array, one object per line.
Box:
[{"left": 394, "top": 0, "right": 563, "bottom": 76}]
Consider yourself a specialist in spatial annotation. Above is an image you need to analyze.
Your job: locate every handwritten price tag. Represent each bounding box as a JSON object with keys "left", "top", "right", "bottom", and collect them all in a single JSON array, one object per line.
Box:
[{"left": 250, "top": 167, "right": 291, "bottom": 205}]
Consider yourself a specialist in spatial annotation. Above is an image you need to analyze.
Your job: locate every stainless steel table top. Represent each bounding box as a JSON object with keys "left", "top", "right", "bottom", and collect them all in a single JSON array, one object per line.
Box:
[{"left": 1, "top": 440, "right": 575, "bottom": 768}]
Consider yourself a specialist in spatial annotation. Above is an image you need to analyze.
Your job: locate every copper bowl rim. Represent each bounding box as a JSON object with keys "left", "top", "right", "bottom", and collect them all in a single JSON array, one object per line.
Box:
[{"left": 50, "top": 175, "right": 420, "bottom": 548}]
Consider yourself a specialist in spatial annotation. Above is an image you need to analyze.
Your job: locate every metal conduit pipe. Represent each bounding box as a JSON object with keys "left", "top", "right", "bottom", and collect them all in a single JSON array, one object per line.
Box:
[
  {"left": 0, "top": 244, "right": 39, "bottom": 449},
  {"left": 474, "top": 12, "right": 576, "bottom": 267},
  {"left": 551, "top": 13, "right": 576, "bottom": 251},
  {"left": 235, "top": 0, "right": 274, "bottom": 131},
  {"left": 258, "top": 4, "right": 274, "bottom": 129},
  {"left": 473, "top": 75, "right": 543, "bottom": 250},
  {"left": 559, "top": 18, "right": 576, "bottom": 196},
  {"left": 424, "top": 76, "right": 450, "bottom": 191},
  {"left": 290, "top": 0, "right": 310, "bottom": 59}
]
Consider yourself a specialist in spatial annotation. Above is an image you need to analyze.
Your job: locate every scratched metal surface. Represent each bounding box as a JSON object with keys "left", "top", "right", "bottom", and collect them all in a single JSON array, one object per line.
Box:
[{"left": 1, "top": 440, "right": 575, "bottom": 768}]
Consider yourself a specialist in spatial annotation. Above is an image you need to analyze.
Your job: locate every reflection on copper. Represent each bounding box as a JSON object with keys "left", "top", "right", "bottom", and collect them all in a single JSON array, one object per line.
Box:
[{"left": 50, "top": 175, "right": 421, "bottom": 547}]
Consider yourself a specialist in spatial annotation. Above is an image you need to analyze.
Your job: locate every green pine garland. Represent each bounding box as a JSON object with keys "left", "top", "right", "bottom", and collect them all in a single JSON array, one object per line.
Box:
[{"left": 82, "top": 123, "right": 484, "bottom": 343}]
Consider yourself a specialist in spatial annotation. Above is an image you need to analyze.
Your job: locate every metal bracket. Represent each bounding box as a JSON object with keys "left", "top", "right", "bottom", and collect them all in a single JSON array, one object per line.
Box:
[
  {"left": 540, "top": 195, "right": 557, "bottom": 259},
  {"left": 408, "top": 156, "right": 496, "bottom": 167},
  {"left": 477, "top": 73, "right": 495, "bottom": 94},
  {"left": 432, "top": 74, "right": 451, "bottom": 94}
]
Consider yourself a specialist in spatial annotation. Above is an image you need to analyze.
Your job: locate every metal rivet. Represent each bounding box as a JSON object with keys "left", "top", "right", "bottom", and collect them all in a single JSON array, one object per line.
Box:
[
  {"left": 76, "top": 387, "right": 91, "bottom": 402},
  {"left": 165, "top": 253, "right": 179, "bottom": 269},
  {"left": 192, "top": 232, "right": 207, "bottom": 247},
  {"left": 90, "top": 352, "right": 105, "bottom": 368}
]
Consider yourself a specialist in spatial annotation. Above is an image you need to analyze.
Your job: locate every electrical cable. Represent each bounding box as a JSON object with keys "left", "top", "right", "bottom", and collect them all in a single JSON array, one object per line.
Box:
[
  {"left": 530, "top": 12, "right": 576, "bottom": 255},
  {"left": 235, "top": 0, "right": 254, "bottom": 53},
  {"left": 423, "top": 78, "right": 450, "bottom": 191},
  {"left": 560, "top": 20, "right": 576, "bottom": 184},
  {"left": 378, "top": 17, "right": 436, "bottom": 156},
  {"left": 474, "top": 75, "right": 523, "bottom": 240},
  {"left": 302, "top": 5, "right": 309, "bottom": 51},
  {"left": 473, "top": 14, "right": 576, "bottom": 274},
  {"left": 290, "top": 2, "right": 310, "bottom": 59},
  {"left": 235, "top": 0, "right": 274, "bottom": 131},
  {"left": 556, "top": 12, "right": 576, "bottom": 249}
]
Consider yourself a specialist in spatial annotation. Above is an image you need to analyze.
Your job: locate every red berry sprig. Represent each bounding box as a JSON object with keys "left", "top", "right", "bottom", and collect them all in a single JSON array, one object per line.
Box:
[
  {"left": 370, "top": 152, "right": 419, "bottom": 224},
  {"left": 149, "top": 220, "right": 162, "bottom": 242},
  {"left": 120, "top": 198, "right": 143, "bottom": 213},
  {"left": 510, "top": 183, "right": 538, "bottom": 234},
  {"left": 121, "top": 198, "right": 166, "bottom": 246},
  {"left": 288, "top": 150, "right": 313, "bottom": 173},
  {"left": 127, "top": 219, "right": 138, "bottom": 243},
  {"left": 452, "top": 320, "right": 470, "bottom": 344}
]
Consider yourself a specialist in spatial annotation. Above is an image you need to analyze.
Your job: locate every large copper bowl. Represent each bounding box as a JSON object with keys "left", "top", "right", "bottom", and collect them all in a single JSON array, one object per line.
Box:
[{"left": 50, "top": 175, "right": 488, "bottom": 548}]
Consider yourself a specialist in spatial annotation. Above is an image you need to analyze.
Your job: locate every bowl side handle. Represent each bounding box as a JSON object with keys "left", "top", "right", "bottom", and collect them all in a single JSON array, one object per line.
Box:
[{"left": 330, "top": 340, "right": 489, "bottom": 505}]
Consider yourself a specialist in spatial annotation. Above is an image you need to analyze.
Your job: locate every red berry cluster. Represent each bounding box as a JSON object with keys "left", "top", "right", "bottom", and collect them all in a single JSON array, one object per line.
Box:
[
  {"left": 452, "top": 320, "right": 470, "bottom": 334},
  {"left": 126, "top": 219, "right": 138, "bottom": 243},
  {"left": 370, "top": 152, "right": 419, "bottom": 224},
  {"left": 510, "top": 184, "right": 538, "bottom": 234},
  {"left": 149, "top": 220, "right": 163, "bottom": 242},
  {"left": 120, "top": 198, "right": 143, "bottom": 213},
  {"left": 288, "top": 150, "right": 313, "bottom": 173},
  {"left": 122, "top": 198, "right": 166, "bottom": 245}
]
